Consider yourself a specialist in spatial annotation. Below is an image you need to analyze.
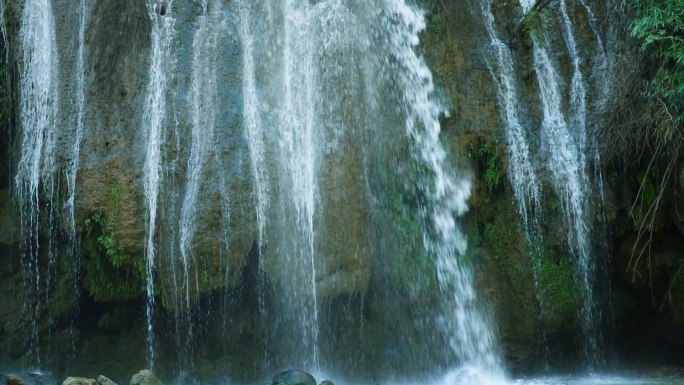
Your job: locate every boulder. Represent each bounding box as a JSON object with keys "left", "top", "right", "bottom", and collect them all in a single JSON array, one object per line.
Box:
[
  {"left": 272, "top": 369, "right": 316, "bottom": 385},
  {"left": 130, "top": 370, "right": 163, "bottom": 385},
  {"left": 97, "top": 375, "right": 119, "bottom": 385},
  {"left": 7, "top": 375, "right": 28, "bottom": 385},
  {"left": 319, "top": 381, "right": 334, "bottom": 385},
  {"left": 62, "top": 378, "right": 97, "bottom": 385}
]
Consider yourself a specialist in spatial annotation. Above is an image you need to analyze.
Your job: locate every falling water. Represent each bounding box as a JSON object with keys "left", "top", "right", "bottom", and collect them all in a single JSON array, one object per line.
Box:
[
  {"left": 176, "top": 0, "right": 221, "bottom": 346},
  {"left": 557, "top": 0, "right": 604, "bottom": 366},
  {"left": 142, "top": 0, "right": 176, "bottom": 368},
  {"left": 480, "top": 0, "right": 542, "bottom": 235},
  {"left": 519, "top": 0, "right": 604, "bottom": 365},
  {"left": 384, "top": 0, "right": 502, "bottom": 374},
  {"left": 237, "top": 0, "right": 272, "bottom": 368},
  {"left": 278, "top": 0, "right": 321, "bottom": 368},
  {"left": 16, "top": 0, "right": 60, "bottom": 362},
  {"left": 65, "top": 0, "right": 88, "bottom": 239},
  {"left": 236, "top": 0, "right": 503, "bottom": 375},
  {"left": 238, "top": 1, "right": 269, "bottom": 255}
]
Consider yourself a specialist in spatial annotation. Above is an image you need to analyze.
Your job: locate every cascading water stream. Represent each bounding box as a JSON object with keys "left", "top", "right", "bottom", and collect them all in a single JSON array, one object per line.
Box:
[
  {"left": 176, "top": 0, "right": 221, "bottom": 350},
  {"left": 383, "top": 0, "right": 503, "bottom": 375},
  {"left": 557, "top": 0, "right": 604, "bottom": 366},
  {"left": 16, "top": 0, "right": 60, "bottom": 362},
  {"left": 480, "top": 0, "right": 542, "bottom": 237},
  {"left": 65, "top": 0, "right": 88, "bottom": 240},
  {"left": 238, "top": 1, "right": 268, "bottom": 257},
  {"left": 142, "top": 0, "right": 176, "bottom": 368},
  {"left": 279, "top": 0, "right": 321, "bottom": 368},
  {"left": 517, "top": 0, "right": 604, "bottom": 367}
]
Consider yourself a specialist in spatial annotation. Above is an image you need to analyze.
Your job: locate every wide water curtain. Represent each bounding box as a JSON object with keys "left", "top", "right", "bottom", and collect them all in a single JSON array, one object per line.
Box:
[{"left": 234, "top": 0, "right": 504, "bottom": 374}]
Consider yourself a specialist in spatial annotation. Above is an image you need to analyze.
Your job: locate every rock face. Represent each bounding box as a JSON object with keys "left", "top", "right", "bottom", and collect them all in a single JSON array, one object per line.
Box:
[
  {"left": 7, "top": 375, "right": 28, "bottom": 385},
  {"left": 272, "top": 370, "right": 316, "bottom": 385},
  {"left": 62, "top": 378, "right": 97, "bottom": 385},
  {"left": 97, "top": 375, "right": 118, "bottom": 385},
  {"left": 129, "top": 370, "right": 163, "bottom": 385}
]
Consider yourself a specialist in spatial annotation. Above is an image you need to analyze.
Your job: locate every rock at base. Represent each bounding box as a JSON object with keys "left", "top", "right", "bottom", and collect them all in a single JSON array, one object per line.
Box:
[
  {"left": 272, "top": 369, "right": 316, "bottom": 385},
  {"left": 62, "top": 378, "right": 97, "bottom": 385},
  {"left": 97, "top": 375, "right": 119, "bottom": 385},
  {"left": 130, "top": 370, "right": 163, "bottom": 385},
  {"left": 7, "top": 375, "right": 28, "bottom": 385},
  {"left": 319, "top": 381, "right": 334, "bottom": 385}
]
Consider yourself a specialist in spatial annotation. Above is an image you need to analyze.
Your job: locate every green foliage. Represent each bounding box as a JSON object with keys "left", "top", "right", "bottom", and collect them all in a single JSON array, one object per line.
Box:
[
  {"left": 547, "top": 196, "right": 559, "bottom": 212},
  {"left": 478, "top": 142, "right": 503, "bottom": 200},
  {"left": 521, "top": 9, "right": 540, "bottom": 35},
  {"left": 430, "top": 14, "right": 443, "bottom": 40},
  {"left": 637, "top": 171, "right": 656, "bottom": 206},
  {"left": 626, "top": 0, "right": 684, "bottom": 120},
  {"left": 83, "top": 206, "right": 145, "bottom": 302}
]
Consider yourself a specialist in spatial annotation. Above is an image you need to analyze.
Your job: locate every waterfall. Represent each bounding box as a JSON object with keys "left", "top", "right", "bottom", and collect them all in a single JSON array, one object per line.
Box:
[
  {"left": 235, "top": 0, "right": 503, "bottom": 375},
  {"left": 239, "top": 1, "right": 269, "bottom": 257},
  {"left": 142, "top": 0, "right": 176, "bottom": 368},
  {"left": 237, "top": 0, "right": 271, "bottom": 369},
  {"left": 16, "top": 0, "right": 60, "bottom": 362},
  {"left": 65, "top": 0, "right": 88, "bottom": 240},
  {"left": 383, "top": 0, "right": 502, "bottom": 373},
  {"left": 176, "top": 0, "right": 220, "bottom": 352},
  {"left": 480, "top": 0, "right": 542, "bottom": 237},
  {"left": 507, "top": 0, "right": 605, "bottom": 367},
  {"left": 557, "top": 0, "right": 604, "bottom": 365},
  {"left": 270, "top": 0, "right": 322, "bottom": 368}
]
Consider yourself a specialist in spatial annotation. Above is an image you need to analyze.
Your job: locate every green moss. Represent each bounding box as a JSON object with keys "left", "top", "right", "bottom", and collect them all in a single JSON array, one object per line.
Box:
[
  {"left": 429, "top": 14, "right": 443, "bottom": 41},
  {"left": 49, "top": 249, "right": 80, "bottom": 321},
  {"left": 108, "top": 182, "right": 126, "bottom": 213},
  {"left": 521, "top": 9, "right": 540, "bottom": 35},
  {"left": 82, "top": 206, "right": 145, "bottom": 302},
  {"left": 0, "top": 189, "right": 9, "bottom": 204},
  {"left": 484, "top": 210, "right": 525, "bottom": 289},
  {"left": 375, "top": 142, "right": 437, "bottom": 299},
  {"left": 538, "top": 252, "right": 581, "bottom": 328}
]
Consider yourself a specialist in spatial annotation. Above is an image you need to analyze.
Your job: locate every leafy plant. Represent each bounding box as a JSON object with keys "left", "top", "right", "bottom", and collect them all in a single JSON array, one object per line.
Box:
[
  {"left": 625, "top": 0, "right": 684, "bottom": 121},
  {"left": 478, "top": 142, "right": 503, "bottom": 199},
  {"left": 83, "top": 206, "right": 145, "bottom": 302}
]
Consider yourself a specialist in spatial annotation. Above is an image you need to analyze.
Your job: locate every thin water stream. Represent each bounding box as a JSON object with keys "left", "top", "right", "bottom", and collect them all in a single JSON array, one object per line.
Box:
[{"left": 142, "top": 0, "right": 176, "bottom": 368}]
